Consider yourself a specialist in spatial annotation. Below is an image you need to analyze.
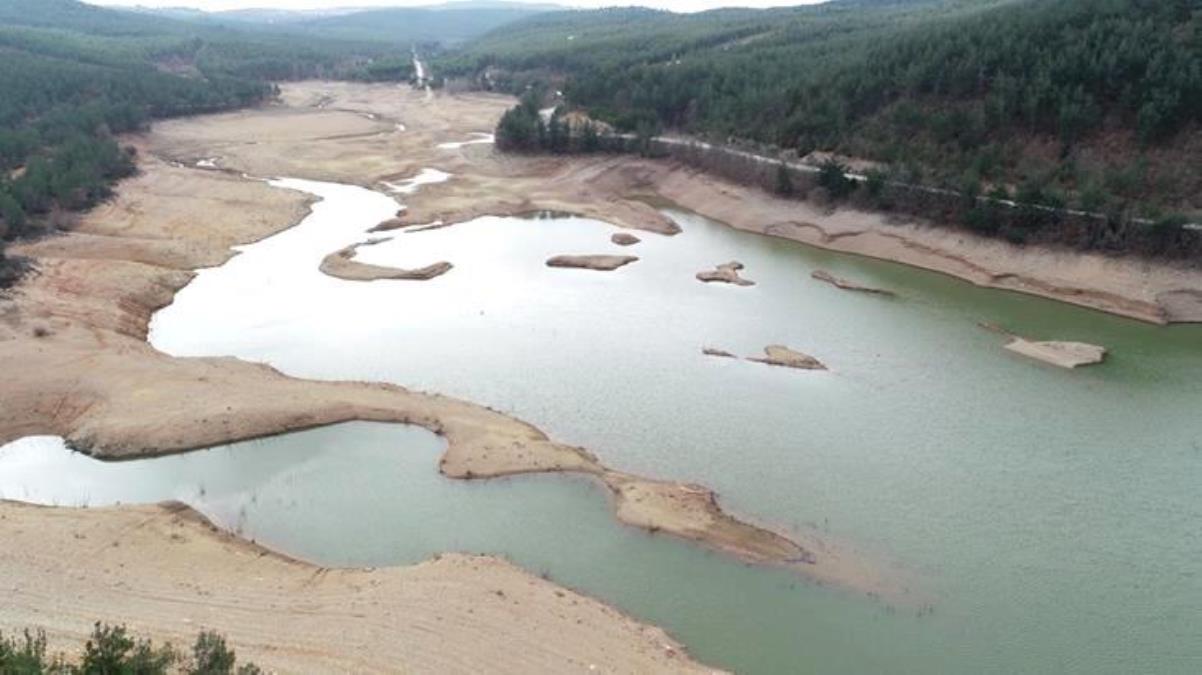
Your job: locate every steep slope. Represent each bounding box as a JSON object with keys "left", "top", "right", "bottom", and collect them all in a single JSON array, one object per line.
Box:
[
  {"left": 442, "top": 0, "right": 1202, "bottom": 224},
  {"left": 0, "top": 0, "right": 395, "bottom": 254}
]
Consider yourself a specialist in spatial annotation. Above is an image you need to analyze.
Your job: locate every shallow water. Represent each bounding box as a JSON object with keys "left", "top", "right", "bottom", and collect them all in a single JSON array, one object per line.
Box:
[{"left": 6, "top": 174, "right": 1201, "bottom": 673}]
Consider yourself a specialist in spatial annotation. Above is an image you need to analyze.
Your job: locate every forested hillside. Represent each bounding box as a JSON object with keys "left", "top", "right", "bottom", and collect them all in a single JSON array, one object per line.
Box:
[
  {"left": 443, "top": 0, "right": 1202, "bottom": 227},
  {"left": 0, "top": 0, "right": 407, "bottom": 275}
]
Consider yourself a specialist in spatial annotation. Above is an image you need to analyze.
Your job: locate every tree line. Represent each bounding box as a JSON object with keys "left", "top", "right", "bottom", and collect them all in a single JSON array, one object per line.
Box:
[{"left": 495, "top": 92, "right": 603, "bottom": 154}]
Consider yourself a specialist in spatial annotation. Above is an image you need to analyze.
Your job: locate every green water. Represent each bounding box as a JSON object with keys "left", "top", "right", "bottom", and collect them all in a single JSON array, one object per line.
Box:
[{"left": 6, "top": 176, "right": 1200, "bottom": 672}]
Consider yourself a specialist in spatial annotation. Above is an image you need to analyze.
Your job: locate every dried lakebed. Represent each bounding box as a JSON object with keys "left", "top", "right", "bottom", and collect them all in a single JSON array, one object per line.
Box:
[{"left": 4, "top": 171, "right": 1202, "bottom": 674}]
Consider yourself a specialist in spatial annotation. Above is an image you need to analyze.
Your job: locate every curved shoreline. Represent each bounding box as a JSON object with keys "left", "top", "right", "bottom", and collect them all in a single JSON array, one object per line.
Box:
[
  {"left": 2, "top": 150, "right": 890, "bottom": 599},
  {"left": 0, "top": 154, "right": 727, "bottom": 671},
  {"left": 0, "top": 500, "right": 717, "bottom": 673},
  {"left": 643, "top": 180, "right": 1200, "bottom": 325}
]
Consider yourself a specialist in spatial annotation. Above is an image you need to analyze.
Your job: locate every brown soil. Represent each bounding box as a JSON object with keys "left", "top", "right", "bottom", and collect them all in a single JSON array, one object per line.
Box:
[
  {"left": 546, "top": 254, "right": 639, "bottom": 271},
  {"left": 697, "top": 261, "right": 755, "bottom": 286},
  {"left": 0, "top": 501, "right": 715, "bottom": 673},
  {"left": 748, "top": 345, "right": 828, "bottom": 370},
  {"left": 320, "top": 242, "right": 453, "bottom": 281}
]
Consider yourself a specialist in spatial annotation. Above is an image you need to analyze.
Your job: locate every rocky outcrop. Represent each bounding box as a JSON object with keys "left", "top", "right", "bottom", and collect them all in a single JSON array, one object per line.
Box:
[
  {"left": 697, "top": 261, "right": 754, "bottom": 286},
  {"left": 546, "top": 254, "right": 639, "bottom": 271},
  {"left": 748, "top": 345, "right": 827, "bottom": 370}
]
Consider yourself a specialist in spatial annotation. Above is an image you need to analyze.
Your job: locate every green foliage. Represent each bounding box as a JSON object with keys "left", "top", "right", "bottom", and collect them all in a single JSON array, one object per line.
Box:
[
  {"left": 817, "top": 160, "right": 855, "bottom": 201},
  {"left": 256, "top": 7, "right": 548, "bottom": 45},
  {"left": 863, "top": 168, "right": 887, "bottom": 203},
  {"left": 0, "top": 624, "right": 259, "bottom": 675},
  {"left": 0, "top": 628, "right": 57, "bottom": 673},
  {"left": 496, "top": 93, "right": 611, "bottom": 155},
  {"left": 494, "top": 95, "right": 543, "bottom": 152},
  {"left": 190, "top": 631, "right": 259, "bottom": 675},
  {"left": 80, "top": 623, "right": 176, "bottom": 674},
  {"left": 580, "top": 121, "right": 600, "bottom": 153},
  {"left": 443, "top": 0, "right": 1202, "bottom": 216},
  {"left": 0, "top": 0, "right": 406, "bottom": 235},
  {"left": 774, "top": 163, "right": 794, "bottom": 197}
]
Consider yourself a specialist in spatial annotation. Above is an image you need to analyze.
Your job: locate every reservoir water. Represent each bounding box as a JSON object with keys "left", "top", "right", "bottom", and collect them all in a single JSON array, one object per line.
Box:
[{"left": 3, "top": 175, "right": 1200, "bottom": 673}]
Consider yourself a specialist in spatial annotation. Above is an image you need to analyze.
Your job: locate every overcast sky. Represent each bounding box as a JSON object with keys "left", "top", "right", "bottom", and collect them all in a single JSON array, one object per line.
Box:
[{"left": 89, "top": 1, "right": 819, "bottom": 12}]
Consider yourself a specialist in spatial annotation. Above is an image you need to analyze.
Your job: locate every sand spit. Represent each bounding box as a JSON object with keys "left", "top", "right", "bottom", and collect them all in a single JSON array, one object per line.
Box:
[
  {"left": 811, "top": 269, "right": 895, "bottom": 296},
  {"left": 320, "top": 242, "right": 452, "bottom": 281},
  {"left": 748, "top": 345, "right": 827, "bottom": 370},
  {"left": 702, "top": 347, "right": 736, "bottom": 359},
  {"left": 612, "top": 232, "right": 641, "bottom": 246},
  {"left": 606, "top": 474, "right": 813, "bottom": 565},
  {"left": 547, "top": 254, "right": 639, "bottom": 271},
  {"left": 978, "top": 322, "right": 1107, "bottom": 368},
  {"left": 697, "top": 261, "right": 755, "bottom": 286},
  {"left": 1003, "top": 339, "right": 1107, "bottom": 368},
  {"left": 0, "top": 501, "right": 718, "bottom": 673}
]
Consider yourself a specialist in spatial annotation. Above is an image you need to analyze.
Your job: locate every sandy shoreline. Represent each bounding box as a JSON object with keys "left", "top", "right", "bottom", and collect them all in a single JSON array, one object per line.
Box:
[{"left": 0, "top": 500, "right": 714, "bottom": 673}]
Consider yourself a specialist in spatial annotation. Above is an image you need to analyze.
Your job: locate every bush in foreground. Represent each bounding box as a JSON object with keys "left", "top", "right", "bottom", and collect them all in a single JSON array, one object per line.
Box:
[{"left": 0, "top": 623, "right": 260, "bottom": 675}]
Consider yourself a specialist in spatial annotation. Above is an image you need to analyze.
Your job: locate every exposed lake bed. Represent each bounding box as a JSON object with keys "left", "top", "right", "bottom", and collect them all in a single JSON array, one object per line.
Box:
[{"left": 3, "top": 82, "right": 1201, "bottom": 674}]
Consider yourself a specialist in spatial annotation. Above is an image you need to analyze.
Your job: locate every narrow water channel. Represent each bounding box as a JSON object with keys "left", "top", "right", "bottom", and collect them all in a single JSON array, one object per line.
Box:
[{"left": 4, "top": 173, "right": 1199, "bottom": 674}]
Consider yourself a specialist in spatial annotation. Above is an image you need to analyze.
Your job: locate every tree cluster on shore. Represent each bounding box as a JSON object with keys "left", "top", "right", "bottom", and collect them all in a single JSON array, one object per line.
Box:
[
  {"left": 0, "top": 623, "right": 259, "bottom": 674},
  {"left": 495, "top": 93, "right": 603, "bottom": 154}
]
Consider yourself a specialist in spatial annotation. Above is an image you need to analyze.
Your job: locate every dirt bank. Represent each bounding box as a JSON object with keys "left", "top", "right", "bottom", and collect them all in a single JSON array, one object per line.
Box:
[
  {"left": 0, "top": 501, "right": 714, "bottom": 673},
  {"left": 646, "top": 169, "right": 1202, "bottom": 324}
]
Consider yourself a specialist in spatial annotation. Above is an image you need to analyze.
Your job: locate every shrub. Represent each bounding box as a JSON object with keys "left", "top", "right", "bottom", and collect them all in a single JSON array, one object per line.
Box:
[
  {"left": 817, "top": 159, "right": 854, "bottom": 200},
  {"left": 774, "top": 163, "right": 794, "bottom": 197},
  {"left": 0, "top": 624, "right": 260, "bottom": 675}
]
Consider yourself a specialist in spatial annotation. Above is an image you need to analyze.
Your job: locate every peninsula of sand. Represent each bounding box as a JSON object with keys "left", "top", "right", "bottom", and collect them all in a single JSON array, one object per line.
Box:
[{"left": 2, "top": 81, "right": 1197, "bottom": 669}]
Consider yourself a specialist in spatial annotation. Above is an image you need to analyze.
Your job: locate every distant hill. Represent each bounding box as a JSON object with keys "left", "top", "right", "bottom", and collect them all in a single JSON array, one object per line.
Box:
[
  {"left": 122, "top": 2, "right": 558, "bottom": 45},
  {"left": 290, "top": 6, "right": 553, "bottom": 44}
]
